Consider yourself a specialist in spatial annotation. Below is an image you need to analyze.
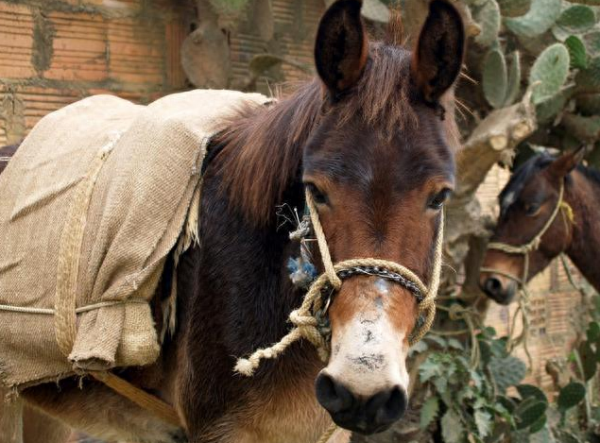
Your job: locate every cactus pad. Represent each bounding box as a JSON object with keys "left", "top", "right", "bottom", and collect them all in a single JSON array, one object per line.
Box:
[
  {"left": 504, "top": 0, "right": 561, "bottom": 38},
  {"left": 529, "top": 43, "right": 570, "bottom": 103},
  {"left": 474, "top": 0, "right": 501, "bottom": 46},
  {"left": 557, "top": 382, "right": 586, "bottom": 411},
  {"left": 515, "top": 400, "right": 548, "bottom": 429},
  {"left": 483, "top": 48, "right": 508, "bottom": 108},
  {"left": 489, "top": 356, "right": 527, "bottom": 392}
]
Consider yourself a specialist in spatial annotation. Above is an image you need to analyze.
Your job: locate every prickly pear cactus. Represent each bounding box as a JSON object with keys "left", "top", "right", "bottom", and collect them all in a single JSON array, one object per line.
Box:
[
  {"left": 515, "top": 399, "right": 548, "bottom": 429},
  {"left": 489, "top": 356, "right": 527, "bottom": 392},
  {"left": 557, "top": 382, "right": 587, "bottom": 411}
]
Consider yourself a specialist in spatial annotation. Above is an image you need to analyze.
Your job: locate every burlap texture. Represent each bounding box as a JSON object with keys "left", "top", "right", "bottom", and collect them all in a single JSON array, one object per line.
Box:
[{"left": 0, "top": 90, "right": 269, "bottom": 390}]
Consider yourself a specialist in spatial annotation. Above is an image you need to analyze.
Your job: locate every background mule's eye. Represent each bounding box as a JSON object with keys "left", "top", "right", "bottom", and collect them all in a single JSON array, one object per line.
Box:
[
  {"left": 429, "top": 188, "right": 451, "bottom": 210},
  {"left": 524, "top": 202, "right": 541, "bottom": 216},
  {"left": 307, "top": 183, "right": 328, "bottom": 205}
]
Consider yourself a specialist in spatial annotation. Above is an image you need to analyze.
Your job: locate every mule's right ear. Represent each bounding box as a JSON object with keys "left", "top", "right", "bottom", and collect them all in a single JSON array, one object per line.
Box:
[
  {"left": 549, "top": 146, "right": 586, "bottom": 179},
  {"left": 314, "top": 0, "right": 368, "bottom": 97},
  {"left": 411, "top": 0, "right": 465, "bottom": 103}
]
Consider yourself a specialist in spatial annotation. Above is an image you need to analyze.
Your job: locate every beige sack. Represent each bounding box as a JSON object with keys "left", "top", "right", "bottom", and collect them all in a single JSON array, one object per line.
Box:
[{"left": 0, "top": 90, "right": 269, "bottom": 390}]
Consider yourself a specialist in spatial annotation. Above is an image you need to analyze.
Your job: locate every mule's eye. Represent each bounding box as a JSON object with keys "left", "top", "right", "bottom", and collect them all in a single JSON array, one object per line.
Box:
[
  {"left": 524, "top": 202, "right": 540, "bottom": 216},
  {"left": 306, "top": 183, "right": 328, "bottom": 205},
  {"left": 428, "top": 188, "right": 451, "bottom": 210}
]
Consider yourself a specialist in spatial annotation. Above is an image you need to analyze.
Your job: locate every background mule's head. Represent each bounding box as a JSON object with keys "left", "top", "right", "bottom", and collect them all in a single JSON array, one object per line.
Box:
[
  {"left": 306, "top": 0, "right": 464, "bottom": 434},
  {"left": 479, "top": 148, "right": 585, "bottom": 305}
]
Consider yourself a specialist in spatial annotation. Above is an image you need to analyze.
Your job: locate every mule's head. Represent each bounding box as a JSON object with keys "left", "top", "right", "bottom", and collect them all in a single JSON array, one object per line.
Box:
[
  {"left": 305, "top": 0, "right": 464, "bottom": 434},
  {"left": 479, "top": 149, "right": 584, "bottom": 305}
]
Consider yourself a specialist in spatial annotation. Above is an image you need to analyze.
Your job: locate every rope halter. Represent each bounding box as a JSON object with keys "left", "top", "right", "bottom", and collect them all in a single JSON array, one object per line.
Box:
[
  {"left": 235, "top": 188, "right": 444, "bottom": 377},
  {"left": 481, "top": 180, "right": 574, "bottom": 286}
]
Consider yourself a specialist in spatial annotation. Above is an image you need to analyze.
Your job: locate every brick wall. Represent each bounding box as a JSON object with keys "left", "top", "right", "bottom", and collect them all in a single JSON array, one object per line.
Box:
[{"left": 0, "top": 0, "right": 192, "bottom": 145}]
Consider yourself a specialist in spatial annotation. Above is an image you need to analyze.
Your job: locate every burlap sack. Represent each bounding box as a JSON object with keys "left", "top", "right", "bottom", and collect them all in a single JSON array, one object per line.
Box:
[{"left": 0, "top": 90, "right": 270, "bottom": 390}]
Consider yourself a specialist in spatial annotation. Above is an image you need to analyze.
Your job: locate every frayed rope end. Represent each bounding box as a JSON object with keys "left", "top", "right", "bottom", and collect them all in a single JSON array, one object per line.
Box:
[{"left": 234, "top": 358, "right": 256, "bottom": 377}]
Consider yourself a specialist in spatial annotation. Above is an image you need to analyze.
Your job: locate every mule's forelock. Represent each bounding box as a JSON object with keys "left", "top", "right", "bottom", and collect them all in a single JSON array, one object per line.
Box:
[
  {"left": 499, "top": 153, "right": 554, "bottom": 215},
  {"left": 384, "top": 9, "right": 405, "bottom": 47}
]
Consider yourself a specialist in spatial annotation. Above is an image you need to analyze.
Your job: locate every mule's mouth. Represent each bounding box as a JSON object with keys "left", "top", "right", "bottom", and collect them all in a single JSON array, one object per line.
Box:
[{"left": 330, "top": 414, "right": 397, "bottom": 435}]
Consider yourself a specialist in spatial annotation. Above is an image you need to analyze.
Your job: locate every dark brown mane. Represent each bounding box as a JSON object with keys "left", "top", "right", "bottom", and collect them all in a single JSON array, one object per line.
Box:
[{"left": 215, "top": 14, "right": 459, "bottom": 226}]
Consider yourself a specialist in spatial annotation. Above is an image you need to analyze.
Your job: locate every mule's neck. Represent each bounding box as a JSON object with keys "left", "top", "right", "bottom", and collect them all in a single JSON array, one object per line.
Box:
[{"left": 564, "top": 168, "right": 600, "bottom": 290}]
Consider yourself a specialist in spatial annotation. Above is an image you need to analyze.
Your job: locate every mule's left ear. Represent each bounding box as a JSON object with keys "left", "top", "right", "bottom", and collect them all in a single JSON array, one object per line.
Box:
[
  {"left": 314, "top": 0, "right": 368, "bottom": 97},
  {"left": 549, "top": 146, "right": 586, "bottom": 178},
  {"left": 411, "top": 0, "right": 465, "bottom": 103}
]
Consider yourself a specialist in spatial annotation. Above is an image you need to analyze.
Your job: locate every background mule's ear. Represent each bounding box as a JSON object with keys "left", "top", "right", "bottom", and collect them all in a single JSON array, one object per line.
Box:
[
  {"left": 314, "top": 0, "right": 368, "bottom": 97},
  {"left": 549, "top": 146, "right": 586, "bottom": 179},
  {"left": 411, "top": 0, "right": 465, "bottom": 103}
]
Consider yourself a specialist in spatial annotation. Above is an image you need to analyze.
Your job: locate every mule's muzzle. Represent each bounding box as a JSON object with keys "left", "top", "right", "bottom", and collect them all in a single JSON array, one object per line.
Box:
[
  {"left": 480, "top": 274, "right": 517, "bottom": 305},
  {"left": 315, "top": 373, "right": 407, "bottom": 434}
]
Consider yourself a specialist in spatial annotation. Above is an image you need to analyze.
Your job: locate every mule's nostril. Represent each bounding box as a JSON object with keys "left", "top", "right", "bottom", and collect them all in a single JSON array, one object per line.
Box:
[
  {"left": 382, "top": 386, "right": 407, "bottom": 421},
  {"left": 315, "top": 373, "right": 353, "bottom": 414},
  {"left": 367, "top": 386, "right": 407, "bottom": 425},
  {"left": 484, "top": 276, "right": 502, "bottom": 295}
]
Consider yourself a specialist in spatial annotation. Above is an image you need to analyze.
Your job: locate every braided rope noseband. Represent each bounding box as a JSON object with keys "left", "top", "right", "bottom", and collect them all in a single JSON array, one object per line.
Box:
[
  {"left": 480, "top": 180, "right": 574, "bottom": 286},
  {"left": 235, "top": 189, "right": 444, "bottom": 377}
]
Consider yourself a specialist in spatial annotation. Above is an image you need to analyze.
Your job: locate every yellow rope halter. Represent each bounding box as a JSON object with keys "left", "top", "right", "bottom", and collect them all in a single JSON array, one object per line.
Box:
[{"left": 235, "top": 189, "right": 444, "bottom": 377}]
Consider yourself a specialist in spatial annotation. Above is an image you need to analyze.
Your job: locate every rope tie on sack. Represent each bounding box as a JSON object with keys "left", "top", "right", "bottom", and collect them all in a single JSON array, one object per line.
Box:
[{"left": 235, "top": 189, "right": 445, "bottom": 377}]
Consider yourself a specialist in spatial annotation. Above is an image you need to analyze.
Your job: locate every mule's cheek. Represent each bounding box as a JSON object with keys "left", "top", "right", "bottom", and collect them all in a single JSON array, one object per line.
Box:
[{"left": 326, "top": 308, "right": 409, "bottom": 397}]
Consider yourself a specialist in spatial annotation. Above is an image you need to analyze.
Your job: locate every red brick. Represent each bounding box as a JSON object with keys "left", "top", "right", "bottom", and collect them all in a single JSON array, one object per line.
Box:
[
  {"left": 45, "top": 11, "right": 108, "bottom": 82},
  {"left": 0, "top": 2, "right": 35, "bottom": 79},
  {"left": 107, "top": 18, "right": 164, "bottom": 85}
]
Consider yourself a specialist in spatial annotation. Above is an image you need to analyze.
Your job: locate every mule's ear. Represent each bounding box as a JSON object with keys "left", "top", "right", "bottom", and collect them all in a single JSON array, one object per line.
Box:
[
  {"left": 549, "top": 146, "right": 586, "bottom": 178},
  {"left": 314, "top": 0, "right": 368, "bottom": 97},
  {"left": 411, "top": 0, "right": 465, "bottom": 103}
]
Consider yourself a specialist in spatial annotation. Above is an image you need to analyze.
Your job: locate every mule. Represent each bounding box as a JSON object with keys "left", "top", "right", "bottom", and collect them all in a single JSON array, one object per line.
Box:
[
  {"left": 6, "top": 0, "right": 465, "bottom": 441},
  {"left": 479, "top": 148, "right": 600, "bottom": 305}
]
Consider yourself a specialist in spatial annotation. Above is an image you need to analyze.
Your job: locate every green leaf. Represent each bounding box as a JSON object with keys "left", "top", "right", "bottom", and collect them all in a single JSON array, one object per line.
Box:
[
  {"left": 529, "top": 43, "right": 570, "bottom": 104},
  {"left": 483, "top": 48, "right": 508, "bottom": 108},
  {"left": 434, "top": 376, "right": 449, "bottom": 394},
  {"left": 517, "top": 384, "right": 548, "bottom": 403},
  {"left": 420, "top": 358, "right": 442, "bottom": 382},
  {"left": 504, "top": 0, "right": 562, "bottom": 38},
  {"left": 474, "top": 0, "right": 501, "bottom": 47},
  {"left": 420, "top": 397, "right": 440, "bottom": 429},
  {"left": 441, "top": 409, "right": 464, "bottom": 443},
  {"left": 515, "top": 401, "right": 548, "bottom": 429},
  {"left": 555, "top": 6, "right": 596, "bottom": 34},
  {"left": 565, "top": 35, "right": 588, "bottom": 69},
  {"left": 504, "top": 51, "right": 522, "bottom": 106},
  {"left": 475, "top": 410, "right": 493, "bottom": 438},
  {"left": 496, "top": 395, "right": 517, "bottom": 413},
  {"left": 557, "top": 381, "right": 586, "bottom": 410}
]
